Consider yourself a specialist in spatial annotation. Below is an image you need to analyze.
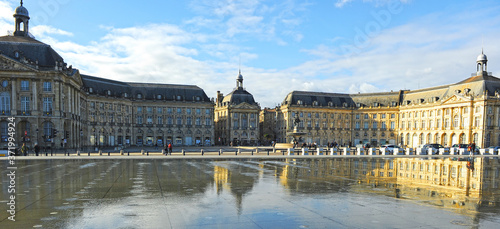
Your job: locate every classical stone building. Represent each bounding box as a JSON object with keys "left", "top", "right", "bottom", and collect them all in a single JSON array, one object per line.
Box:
[
  {"left": 276, "top": 51, "right": 500, "bottom": 148},
  {"left": 82, "top": 75, "right": 214, "bottom": 147},
  {"left": 0, "top": 2, "right": 213, "bottom": 149},
  {"left": 214, "top": 71, "right": 260, "bottom": 145},
  {"left": 259, "top": 108, "right": 277, "bottom": 145}
]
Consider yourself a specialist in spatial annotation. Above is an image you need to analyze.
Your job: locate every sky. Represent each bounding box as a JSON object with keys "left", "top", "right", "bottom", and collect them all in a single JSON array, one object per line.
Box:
[{"left": 1, "top": 0, "right": 499, "bottom": 108}]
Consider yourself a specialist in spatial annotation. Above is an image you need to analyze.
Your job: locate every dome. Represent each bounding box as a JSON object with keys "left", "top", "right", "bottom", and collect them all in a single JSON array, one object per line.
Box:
[
  {"left": 222, "top": 88, "right": 257, "bottom": 105},
  {"left": 14, "top": 5, "right": 29, "bottom": 18},
  {"left": 477, "top": 52, "right": 487, "bottom": 62}
]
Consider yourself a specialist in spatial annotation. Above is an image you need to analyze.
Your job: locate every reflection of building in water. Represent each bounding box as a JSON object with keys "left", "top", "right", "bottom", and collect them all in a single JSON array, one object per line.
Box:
[
  {"left": 212, "top": 161, "right": 258, "bottom": 215},
  {"left": 214, "top": 165, "right": 230, "bottom": 194},
  {"left": 279, "top": 158, "right": 397, "bottom": 192},
  {"left": 395, "top": 158, "right": 500, "bottom": 209},
  {"left": 278, "top": 158, "right": 500, "bottom": 212}
]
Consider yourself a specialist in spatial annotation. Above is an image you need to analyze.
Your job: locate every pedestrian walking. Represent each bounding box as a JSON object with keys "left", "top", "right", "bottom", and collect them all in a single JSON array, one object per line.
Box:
[
  {"left": 34, "top": 143, "right": 40, "bottom": 156},
  {"left": 168, "top": 143, "right": 172, "bottom": 155},
  {"left": 21, "top": 143, "right": 28, "bottom": 156}
]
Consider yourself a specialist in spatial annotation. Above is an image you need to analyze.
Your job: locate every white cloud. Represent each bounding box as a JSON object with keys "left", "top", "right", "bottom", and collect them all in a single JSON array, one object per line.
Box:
[{"left": 335, "top": 0, "right": 410, "bottom": 8}]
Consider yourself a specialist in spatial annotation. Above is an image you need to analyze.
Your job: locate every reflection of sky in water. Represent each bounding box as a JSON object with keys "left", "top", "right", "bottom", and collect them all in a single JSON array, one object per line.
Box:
[{"left": 0, "top": 158, "right": 499, "bottom": 228}]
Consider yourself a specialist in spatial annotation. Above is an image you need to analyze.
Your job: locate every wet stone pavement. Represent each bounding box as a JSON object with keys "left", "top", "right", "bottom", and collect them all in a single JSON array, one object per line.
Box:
[{"left": 1, "top": 158, "right": 500, "bottom": 228}]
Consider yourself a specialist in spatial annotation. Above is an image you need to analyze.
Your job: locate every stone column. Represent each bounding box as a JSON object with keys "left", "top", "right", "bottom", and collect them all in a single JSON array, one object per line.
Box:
[{"left": 11, "top": 80, "right": 17, "bottom": 114}]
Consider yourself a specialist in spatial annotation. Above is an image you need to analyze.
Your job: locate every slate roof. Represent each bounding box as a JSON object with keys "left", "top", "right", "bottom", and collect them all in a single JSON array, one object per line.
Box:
[
  {"left": 81, "top": 74, "right": 211, "bottom": 102},
  {"left": 222, "top": 87, "right": 258, "bottom": 105},
  {"left": 282, "top": 73, "right": 500, "bottom": 108},
  {"left": 0, "top": 35, "right": 64, "bottom": 70}
]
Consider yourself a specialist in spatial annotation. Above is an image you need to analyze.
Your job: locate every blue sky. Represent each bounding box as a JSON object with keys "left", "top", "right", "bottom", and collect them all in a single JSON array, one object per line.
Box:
[{"left": 1, "top": 0, "right": 499, "bottom": 107}]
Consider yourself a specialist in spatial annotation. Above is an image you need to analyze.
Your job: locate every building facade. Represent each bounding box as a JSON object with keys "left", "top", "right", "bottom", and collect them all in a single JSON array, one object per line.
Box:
[
  {"left": 259, "top": 108, "right": 277, "bottom": 145},
  {"left": 0, "top": 2, "right": 213, "bottom": 149},
  {"left": 276, "top": 52, "right": 500, "bottom": 148},
  {"left": 214, "top": 71, "right": 260, "bottom": 146}
]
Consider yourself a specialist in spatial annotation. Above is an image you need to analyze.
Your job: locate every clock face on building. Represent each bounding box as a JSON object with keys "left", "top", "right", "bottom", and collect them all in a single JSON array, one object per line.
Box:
[{"left": 1, "top": 81, "right": 8, "bottom": 87}]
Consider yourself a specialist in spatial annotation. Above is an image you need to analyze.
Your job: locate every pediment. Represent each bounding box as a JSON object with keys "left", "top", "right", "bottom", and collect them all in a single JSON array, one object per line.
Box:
[
  {"left": 0, "top": 55, "right": 37, "bottom": 72},
  {"left": 440, "top": 94, "right": 470, "bottom": 105},
  {"left": 233, "top": 102, "right": 259, "bottom": 110}
]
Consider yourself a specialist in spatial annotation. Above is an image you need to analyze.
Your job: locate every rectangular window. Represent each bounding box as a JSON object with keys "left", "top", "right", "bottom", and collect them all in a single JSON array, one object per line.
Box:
[
  {"left": 157, "top": 107, "right": 162, "bottom": 114},
  {"left": 167, "top": 108, "right": 172, "bottom": 114},
  {"left": 147, "top": 107, "right": 153, "bottom": 113},
  {"left": 43, "top": 82, "right": 52, "bottom": 92},
  {"left": 157, "top": 116, "right": 163, "bottom": 124},
  {"left": 196, "top": 108, "right": 201, "bottom": 115},
  {"left": 187, "top": 117, "right": 192, "bottom": 126},
  {"left": 381, "top": 121, "right": 386, "bottom": 129},
  {"left": 187, "top": 108, "right": 191, "bottom": 115},
  {"left": 21, "top": 96, "right": 30, "bottom": 113},
  {"left": 177, "top": 117, "right": 182, "bottom": 125},
  {"left": 21, "top": 81, "right": 29, "bottom": 91},
  {"left": 206, "top": 118, "right": 211, "bottom": 126},
  {"left": 43, "top": 97, "right": 53, "bottom": 115},
  {"left": 137, "top": 107, "right": 142, "bottom": 113},
  {"left": 147, "top": 116, "right": 153, "bottom": 124},
  {"left": 177, "top": 108, "right": 182, "bottom": 114},
  {"left": 137, "top": 116, "right": 143, "bottom": 124},
  {"left": 206, "top": 109, "right": 210, "bottom": 115},
  {"left": 372, "top": 122, "right": 378, "bottom": 129},
  {"left": 196, "top": 118, "right": 201, "bottom": 126}
]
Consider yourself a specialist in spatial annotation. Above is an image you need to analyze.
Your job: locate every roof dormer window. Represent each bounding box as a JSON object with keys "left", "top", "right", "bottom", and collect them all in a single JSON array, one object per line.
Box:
[
  {"left": 107, "top": 90, "right": 111, "bottom": 96},
  {"left": 176, "top": 95, "right": 182, "bottom": 101},
  {"left": 137, "top": 93, "right": 142, "bottom": 99},
  {"left": 89, "top": 87, "right": 93, "bottom": 93},
  {"left": 123, "top": 93, "right": 128, "bottom": 98},
  {"left": 157, "top": 94, "right": 162, "bottom": 100},
  {"left": 14, "top": 51, "right": 19, "bottom": 58}
]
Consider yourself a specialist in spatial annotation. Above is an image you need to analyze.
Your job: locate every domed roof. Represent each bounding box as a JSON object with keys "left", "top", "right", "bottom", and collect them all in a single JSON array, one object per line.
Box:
[
  {"left": 14, "top": 4, "right": 29, "bottom": 18},
  {"left": 222, "top": 88, "right": 257, "bottom": 105},
  {"left": 477, "top": 50, "right": 487, "bottom": 62}
]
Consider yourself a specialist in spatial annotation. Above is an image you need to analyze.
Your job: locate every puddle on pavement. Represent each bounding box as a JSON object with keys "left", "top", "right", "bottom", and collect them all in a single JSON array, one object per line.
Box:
[{"left": 0, "top": 158, "right": 499, "bottom": 228}]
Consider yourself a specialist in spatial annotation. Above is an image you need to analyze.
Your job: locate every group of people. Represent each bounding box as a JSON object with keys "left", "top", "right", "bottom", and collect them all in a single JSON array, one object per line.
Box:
[
  {"left": 164, "top": 143, "right": 173, "bottom": 155},
  {"left": 18, "top": 143, "right": 40, "bottom": 156}
]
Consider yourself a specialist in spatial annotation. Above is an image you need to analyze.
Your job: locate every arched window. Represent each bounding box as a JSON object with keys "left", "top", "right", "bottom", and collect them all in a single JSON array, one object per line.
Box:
[{"left": 0, "top": 92, "right": 11, "bottom": 115}]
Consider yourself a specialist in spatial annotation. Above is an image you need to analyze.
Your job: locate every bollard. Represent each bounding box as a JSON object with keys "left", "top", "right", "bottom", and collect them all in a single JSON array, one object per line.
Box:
[
  {"left": 235, "top": 150, "right": 238, "bottom": 156},
  {"left": 201, "top": 149, "right": 204, "bottom": 156},
  {"left": 108, "top": 152, "right": 110, "bottom": 156},
  {"left": 267, "top": 150, "right": 270, "bottom": 156},
  {"left": 147, "top": 151, "right": 149, "bottom": 156},
  {"left": 183, "top": 149, "right": 186, "bottom": 155},
  {"left": 219, "top": 149, "right": 221, "bottom": 155},
  {"left": 251, "top": 150, "right": 254, "bottom": 155},
  {"left": 77, "top": 151, "right": 80, "bottom": 156},
  {"left": 128, "top": 151, "right": 130, "bottom": 156},
  {"left": 88, "top": 152, "right": 90, "bottom": 156},
  {"left": 99, "top": 150, "right": 102, "bottom": 156}
]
